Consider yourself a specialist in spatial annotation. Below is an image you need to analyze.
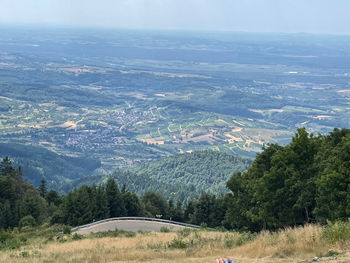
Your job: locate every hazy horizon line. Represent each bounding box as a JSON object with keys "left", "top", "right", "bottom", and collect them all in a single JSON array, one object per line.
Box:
[{"left": 1, "top": 22, "right": 350, "bottom": 37}]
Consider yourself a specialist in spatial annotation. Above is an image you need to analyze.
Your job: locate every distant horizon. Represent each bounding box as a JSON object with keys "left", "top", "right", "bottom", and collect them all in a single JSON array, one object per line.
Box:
[
  {"left": 1, "top": 0, "right": 350, "bottom": 35},
  {"left": 1, "top": 23, "right": 350, "bottom": 37}
]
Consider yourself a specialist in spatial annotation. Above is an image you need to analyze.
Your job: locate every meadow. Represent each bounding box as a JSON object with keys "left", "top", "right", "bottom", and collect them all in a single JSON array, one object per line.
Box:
[{"left": 1, "top": 223, "right": 349, "bottom": 263}]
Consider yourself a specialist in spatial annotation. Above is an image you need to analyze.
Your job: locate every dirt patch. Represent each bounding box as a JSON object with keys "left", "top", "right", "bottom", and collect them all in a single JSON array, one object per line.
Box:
[
  {"left": 232, "top": 127, "right": 243, "bottom": 132},
  {"left": 225, "top": 133, "right": 243, "bottom": 144},
  {"left": 313, "top": 115, "right": 331, "bottom": 120},
  {"left": 58, "top": 121, "right": 77, "bottom": 130},
  {"left": 140, "top": 138, "right": 165, "bottom": 145}
]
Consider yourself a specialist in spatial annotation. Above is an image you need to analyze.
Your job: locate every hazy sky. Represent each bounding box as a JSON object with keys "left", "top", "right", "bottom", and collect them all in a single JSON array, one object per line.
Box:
[{"left": 1, "top": 0, "right": 349, "bottom": 34}]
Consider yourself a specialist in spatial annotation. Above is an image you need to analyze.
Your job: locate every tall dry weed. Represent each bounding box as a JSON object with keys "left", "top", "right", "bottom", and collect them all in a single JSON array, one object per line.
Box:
[{"left": 0, "top": 225, "right": 349, "bottom": 263}]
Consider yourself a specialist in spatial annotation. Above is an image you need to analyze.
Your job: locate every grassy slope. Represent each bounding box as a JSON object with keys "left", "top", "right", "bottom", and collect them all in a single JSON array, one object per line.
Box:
[{"left": 0, "top": 224, "right": 349, "bottom": 263}]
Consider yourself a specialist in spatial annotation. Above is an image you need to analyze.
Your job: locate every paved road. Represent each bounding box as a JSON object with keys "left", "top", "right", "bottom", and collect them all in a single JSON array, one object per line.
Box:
[{"left": 73, "top": 219, "right": 193, "bottom": 235}]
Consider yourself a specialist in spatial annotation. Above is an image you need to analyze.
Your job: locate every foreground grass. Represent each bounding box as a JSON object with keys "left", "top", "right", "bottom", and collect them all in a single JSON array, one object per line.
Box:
[{"left": 0, "top": 224, "right": 349, "bottom": 263}]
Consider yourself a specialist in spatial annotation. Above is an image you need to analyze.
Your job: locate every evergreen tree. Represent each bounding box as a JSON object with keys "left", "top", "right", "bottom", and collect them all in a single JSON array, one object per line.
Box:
[
  {"left": 17, "top": 190, "right": 47, "bottom": 225},
  {"left": 123, "top": 191, "right": 143, "bottom": 216},
  {"left": 142, "top": 191, "right": 168, "bottom": 218},
  {"left": 74, "top": 185, "right": 94, "bottom": 225},
  {"left": 191, "top": 194, "right": 218, "bottom": 227},
  {"left": 184, "top": 200, "right": 195, "bottom": 222},
  {"left": 0, "top": 200, "right": 13, "bottom": 229},
  {"left": 172, "top": 201, "right": 184, "bottom": 222},
  {"left": 94, "top": 185, "right": 109, "bottom": 220},
  {"left": 38, "top": 179, "right": 47, "bottom": 198},
  {"left": 46, "top": 190, "right": 62, "bottom": 207},
  {"left": 61, "top": 192, "right": 76, "bottom": 226},
  {"left": 106, "top": 179, "right": 126, "bottom": 217},
  {"left": 0, "top": 157, "right": 15, "bottom": 176}
]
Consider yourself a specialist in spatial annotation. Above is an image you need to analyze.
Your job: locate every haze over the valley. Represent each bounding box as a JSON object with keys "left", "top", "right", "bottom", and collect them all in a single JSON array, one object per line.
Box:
[{"left": 1, "top": 0, "right": 350, "bottom": 35}]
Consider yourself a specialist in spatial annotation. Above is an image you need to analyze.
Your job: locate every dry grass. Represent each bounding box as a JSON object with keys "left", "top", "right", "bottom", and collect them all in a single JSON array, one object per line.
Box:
[{"left": 1, "top": 225, "right": 349, "bottom": 263}]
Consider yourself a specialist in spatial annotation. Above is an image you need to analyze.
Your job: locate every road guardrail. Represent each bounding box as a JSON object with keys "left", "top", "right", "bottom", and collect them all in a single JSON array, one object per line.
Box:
[{"left": 71, "top": 216, "right": 201, "bottom": 232}]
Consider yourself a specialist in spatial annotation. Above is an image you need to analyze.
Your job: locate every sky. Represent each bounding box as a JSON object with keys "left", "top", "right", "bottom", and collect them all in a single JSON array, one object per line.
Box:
[{"left": 0, "top": 0, "right": 350, "bottom": 34}]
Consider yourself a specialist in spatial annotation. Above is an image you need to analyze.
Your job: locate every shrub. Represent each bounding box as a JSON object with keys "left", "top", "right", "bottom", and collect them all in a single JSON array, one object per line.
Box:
[
  {"left": 200, "top": 223, "right": 208, "bottom": 229},
  {"left": 322, "top": 221, "right": 350, "bottom": 244},
  {"left": 223, "top": 232, "right": 256, "bottom": 248},
  {"left": 0, "top": 230, "right": 11, "bottom": 243},
  {"left": 92, "top": 229, "right": 136, "bottom": 238},
  {"left": 177, "top": 228, "right": 193, "bottom": 238},
  {"left": 72, "top": 233, "right": 83, "bottom": 240},
  {"left": 160, "top": 227, "right": 170, "bottom": 233},
  {"left": 224, "top": 233, "right": 235, "bottom": 248},
  {"left": 168, "top": 238, "right": 187, "bottom": 249},
  {"left": 63, "top": 226, "right": 71, "bottom": 234},
  {"left": 324, "top": 249, "right": 340, "bottom": 257},
  {"left": 124, "top": 232, "right": 136, "bottom": 238},
  {"left": 19, "top": 215, "right": 36, "bottom": 229},
  {"left": 20, "top": 251, "right": 29, "bottom": 258}
]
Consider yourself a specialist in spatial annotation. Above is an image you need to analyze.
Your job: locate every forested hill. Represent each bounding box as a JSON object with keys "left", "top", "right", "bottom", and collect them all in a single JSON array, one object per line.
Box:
[
  {"left": 0, "top": 143, "right": 101, "bottom": 190},
  {"left": 71, "top": 171, "right": 199, "bottom": 203},
  {"left": 132, "top": 150, "right": 252, "bottom": 195},
  {"left": 72, "top": 150, "right": 252, "bottom": 202}
]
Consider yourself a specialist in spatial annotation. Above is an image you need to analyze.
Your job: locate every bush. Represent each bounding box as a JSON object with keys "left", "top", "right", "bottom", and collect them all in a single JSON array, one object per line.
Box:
[
  {"left": 19, "top": 215, "right": 36, "bottom": 229},
  {"left": 160, "top": 227, "right": 170, "bottom": 233},
  {"left": 200, "top": 223, "right": 208, "bottom": 229},
  {"left": 72, "top": 233, "right": 83, "bottom": 240},
  {"left": 20, "top": 251, "right": 30, "bottom": 258},
  {"left": 177, "top": 228, "right": 194, "bottom": 238},
  {"left": 324, "top": 249, "right": 341, "bottom": 257},
  {"left": 63, "top": 226, "right": 71, "bottom": 234},
  {"left": 0, "top": 237, "right": 23, "bottom": 250},
  {"left": 224, "top": 232, "right": 256, "bottom": 248},
  {"left": 224, "top": 233, "right": 235, "bottom": 248},
  {"left": 124, "top": 232, "right": 136, "bottom": 238},
  {"left": 322, "top": 221, "right": 350, "bottom": 244},
  {"left": 0, "top": 230, "right": 11, "bottom": 243},
  {"left": 168, "top": 238, "right": 187, "bottom": 249},
  {"left": 92, "top": 229, "right": 136, "bottom": 238}
]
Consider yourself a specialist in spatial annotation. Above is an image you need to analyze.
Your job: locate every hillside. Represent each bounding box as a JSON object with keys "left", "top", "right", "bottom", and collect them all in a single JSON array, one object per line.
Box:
[
  {"left": 0, "top": 143, "right": 101, "bottom": 191},
  {"left": 132, "top": 150, "right": 252, "bottom": 195},
  {"left": 72, "top": 150, "right": 252, "bottom": 202},
  {"left": 71, "top": 171, "right": 199, "bottom": 203},
  {"left": 1, "top": 225, "right": 350, "bottom": 263}
]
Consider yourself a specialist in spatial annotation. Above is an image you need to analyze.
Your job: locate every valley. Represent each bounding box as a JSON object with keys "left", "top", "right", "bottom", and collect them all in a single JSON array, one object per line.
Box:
[{"left": 1, "top": 28, "right": 350, "bottom": 189}]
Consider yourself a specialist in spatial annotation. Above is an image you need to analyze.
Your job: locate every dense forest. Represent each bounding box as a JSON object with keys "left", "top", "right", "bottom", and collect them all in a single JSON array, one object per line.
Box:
[
  {"left": 0, "top": 143, "right": 101, "bottom": 190},
  {"left": 132, "top": 150, "right": 252, "bottom": 195},
  {"left": 73, "top": 150, "right": 252, "bottom": 203},
  {"left": 0, "top": 145, "right": 251, "bottom": 202},
  {"left": 1, "top": 128, "right": 350, "bottom": 232}
]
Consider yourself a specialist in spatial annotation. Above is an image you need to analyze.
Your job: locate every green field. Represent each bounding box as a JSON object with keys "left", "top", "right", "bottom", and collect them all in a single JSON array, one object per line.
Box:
[{"left": 1, "top": 29, "right": 350, "bottom": 189}]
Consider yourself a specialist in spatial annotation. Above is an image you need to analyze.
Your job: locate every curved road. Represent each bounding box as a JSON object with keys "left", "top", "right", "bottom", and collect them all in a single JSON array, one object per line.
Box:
[{"left": 72, "top": 217, "right": 199, "bottom": 235}]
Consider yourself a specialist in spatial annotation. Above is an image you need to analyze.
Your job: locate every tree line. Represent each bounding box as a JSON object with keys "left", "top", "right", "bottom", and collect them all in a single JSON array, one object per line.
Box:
[{"left": 1, "top": 128, "right": 350, "bottom": 231}]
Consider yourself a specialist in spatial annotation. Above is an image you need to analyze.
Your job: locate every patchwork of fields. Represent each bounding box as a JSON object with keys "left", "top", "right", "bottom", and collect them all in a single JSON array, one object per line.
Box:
[{"left": 1, "top": 28, "right": 350, "bottom": 186}]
